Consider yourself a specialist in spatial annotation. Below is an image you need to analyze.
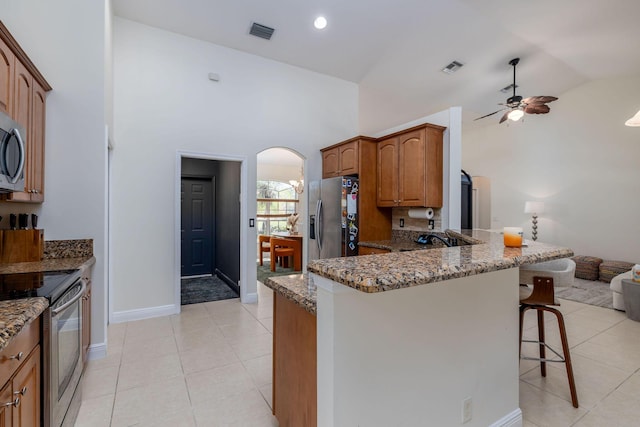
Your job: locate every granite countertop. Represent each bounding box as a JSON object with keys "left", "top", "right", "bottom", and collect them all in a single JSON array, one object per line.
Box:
[
  {"left": 308, "top": 229, "right": 574, "bottom": 293},
  {"left": 0, "top": 298, "right": 48, "bottom": 353},
  {"left": 0, "top": 239, "right": 94, "bottom": 352},
  {"left": 264, "top": 274, "right": 316, "bottom": 315},
  {"left": 0, "top": 256, "right": 95, "bottom": 275}
]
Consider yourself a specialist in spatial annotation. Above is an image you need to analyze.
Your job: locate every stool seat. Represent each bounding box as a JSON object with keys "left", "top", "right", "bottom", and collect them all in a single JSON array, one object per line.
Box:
[
  {"left": 520, "top": 258, "right": 575, "bottom": 287},
  {"left": 519, "top": 276, "right": 579, "bottom": 408}
]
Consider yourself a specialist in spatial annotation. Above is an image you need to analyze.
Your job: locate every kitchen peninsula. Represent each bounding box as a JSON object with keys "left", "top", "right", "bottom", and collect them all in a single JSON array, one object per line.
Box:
[{"left": 265, "top": 230, "right": 573, "bottom": 427}]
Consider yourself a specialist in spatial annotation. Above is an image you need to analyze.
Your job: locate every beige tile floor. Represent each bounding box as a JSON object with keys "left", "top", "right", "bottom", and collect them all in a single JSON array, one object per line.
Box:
[{"left": 76, "top": 283, "right": 640, "bottom": 426}]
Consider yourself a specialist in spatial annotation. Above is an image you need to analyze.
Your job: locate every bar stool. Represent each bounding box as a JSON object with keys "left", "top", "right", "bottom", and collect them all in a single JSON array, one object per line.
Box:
[{"left": 519, "top": 276, "right": 579, "bottom": 408}]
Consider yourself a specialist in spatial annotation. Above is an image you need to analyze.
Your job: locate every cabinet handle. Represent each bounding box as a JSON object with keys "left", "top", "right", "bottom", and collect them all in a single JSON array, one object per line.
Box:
[
  {"left": 10, "top": 351, "right": 24, "bottom": 361},
  {"left": 14, "top": 387, "right": 27, "bottom": 396},
  {"left": 2, "top": 397, "right": 19, "bottom": 408}
]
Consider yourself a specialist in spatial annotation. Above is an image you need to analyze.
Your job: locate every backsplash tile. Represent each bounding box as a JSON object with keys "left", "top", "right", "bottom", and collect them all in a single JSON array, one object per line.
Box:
[
  {"left": 392, "top": 207, "right": 442, "bottom": 232},
  {"left": 44, "top": 239, "right": 93, "bottom": 259}
]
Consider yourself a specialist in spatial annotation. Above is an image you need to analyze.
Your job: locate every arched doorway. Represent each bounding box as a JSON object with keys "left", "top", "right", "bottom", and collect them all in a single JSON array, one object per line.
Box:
[{"left": 256, "top": 148, "right": 305, "bottom": 283}]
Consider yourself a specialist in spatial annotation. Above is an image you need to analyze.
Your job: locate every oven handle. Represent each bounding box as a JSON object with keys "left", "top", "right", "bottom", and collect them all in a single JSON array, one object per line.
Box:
[{"left": 51, "top": 280, "right": 87, "bottom": 317}]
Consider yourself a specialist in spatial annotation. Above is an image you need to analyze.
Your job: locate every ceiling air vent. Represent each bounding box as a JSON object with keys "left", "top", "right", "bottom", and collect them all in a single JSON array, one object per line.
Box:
[
  {"left": 441, "top": 60, "right": 464, "bottom": 74},
  {"left": 250, "top": 22, "right": 275, "bottom": 40}
]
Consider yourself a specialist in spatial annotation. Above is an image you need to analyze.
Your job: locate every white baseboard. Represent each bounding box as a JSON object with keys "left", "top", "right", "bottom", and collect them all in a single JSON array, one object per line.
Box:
[
  {"left": 111, "top": 304, "right": 178, "bottom": 323},
  {"left": 242, "top": 292, "right": 258, "bottom": 304},
  {"left": 489, "top": 408, "right": 523, "bottom": 427},
  {"left": 87, "top": 342, "right": 107, "bottom": 360}
]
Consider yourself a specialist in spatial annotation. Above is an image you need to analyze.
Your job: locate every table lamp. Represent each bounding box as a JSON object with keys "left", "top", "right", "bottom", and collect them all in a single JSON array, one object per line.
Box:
[{"left": 524, "top": 201, "right": 544, "bottom": 241}]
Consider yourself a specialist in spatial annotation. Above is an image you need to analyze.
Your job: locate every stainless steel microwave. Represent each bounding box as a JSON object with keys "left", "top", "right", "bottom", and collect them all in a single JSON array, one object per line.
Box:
[{"left": 0, "top": 111, "right": 26, "bottom": 192}]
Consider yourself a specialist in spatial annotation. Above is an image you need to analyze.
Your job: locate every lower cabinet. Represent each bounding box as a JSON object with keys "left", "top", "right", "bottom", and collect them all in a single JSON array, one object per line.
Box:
[
  {"left": 0, "top": 318, "right": 41, "bottom": 427},
  {"left": 272, "top": 294, "right": 317, "bottom": 427},
  {"left": 358, "top": 246, "right": 390, "bottom": 255}
]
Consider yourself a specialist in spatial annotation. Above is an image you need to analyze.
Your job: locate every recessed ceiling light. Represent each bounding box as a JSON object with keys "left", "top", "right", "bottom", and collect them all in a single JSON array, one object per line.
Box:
[{"left": 314, "top": 16, "right": 327, "bottom": 30}]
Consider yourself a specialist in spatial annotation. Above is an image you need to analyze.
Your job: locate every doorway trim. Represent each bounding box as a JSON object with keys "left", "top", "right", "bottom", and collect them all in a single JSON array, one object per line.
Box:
[{"left": 175, "top": 150, "right": 249, "bottom": 310}]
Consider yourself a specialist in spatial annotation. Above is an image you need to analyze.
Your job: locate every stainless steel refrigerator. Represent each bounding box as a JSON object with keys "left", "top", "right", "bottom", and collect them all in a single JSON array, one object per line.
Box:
[{"left": 308, "top": 176, "right": 359, "bottom": 260}]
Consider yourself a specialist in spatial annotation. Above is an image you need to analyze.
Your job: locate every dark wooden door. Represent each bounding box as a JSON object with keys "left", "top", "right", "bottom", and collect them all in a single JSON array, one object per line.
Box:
[{"left": 181, "top": 178, "right": 214, "bottom": 276}]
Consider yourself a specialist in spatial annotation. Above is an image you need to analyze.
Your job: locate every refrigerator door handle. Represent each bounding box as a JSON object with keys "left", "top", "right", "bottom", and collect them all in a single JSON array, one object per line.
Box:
[{"left": 316, "top": 199, "right": 323, "bottom": 253}]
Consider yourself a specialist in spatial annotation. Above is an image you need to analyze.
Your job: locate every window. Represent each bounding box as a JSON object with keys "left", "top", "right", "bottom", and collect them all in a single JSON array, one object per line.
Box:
[{"left": 257, "top": 180, "right": 298, "bottom": 236}]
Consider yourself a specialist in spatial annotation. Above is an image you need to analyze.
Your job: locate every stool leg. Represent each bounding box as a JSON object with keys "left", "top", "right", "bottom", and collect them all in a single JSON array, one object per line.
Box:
[
  {"left": 537, "top": 309, "right": 546, "bottom": 377},
  {"left": 519, "top": 305, "right": 527, "bottom": 360},
  {"left": 552, "top": 308, "right": 579, "bottom": 408}
]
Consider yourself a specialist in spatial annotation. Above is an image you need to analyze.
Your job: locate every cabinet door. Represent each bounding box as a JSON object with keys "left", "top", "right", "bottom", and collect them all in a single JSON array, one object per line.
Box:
[
  {"left": 424, "top": 126, "right": 443, "bottom": 207},
  {"left": 322, "top": 147, "right": 340, "bottom": 178},
  {"left": 398, "top": 129, "right": 426, "bottom": 206},
  {"left": 29, "top": 81, "right": 46, "bottom": 202},
  {"left": 377, "top": 137, "right": 399, "bottom": 206},
  {"left": 12, "top": 345, "right": 40, "bottom": 427},
  {"left": 0, "top": 38, "right": 14, "bottom": 115},
  {"left": 0, "top": 380, "right": 13, "bottom": 427},
  {"left": 6, "top": 60, "right": 32, "bottom": 202},
  {"left": 338, "top": 140, "right": 359, "bottom": 175}
]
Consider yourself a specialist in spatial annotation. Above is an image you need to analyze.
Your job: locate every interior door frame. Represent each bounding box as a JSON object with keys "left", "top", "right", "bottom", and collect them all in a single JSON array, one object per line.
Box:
[{"left": 175, "top": 151, "right": 248, "bottom": 309}]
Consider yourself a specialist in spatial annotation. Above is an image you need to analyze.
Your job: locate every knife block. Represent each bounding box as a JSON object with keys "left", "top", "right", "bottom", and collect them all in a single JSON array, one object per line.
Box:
[{"left": 0, "top": 229, "right": 45, "bottom": 263}]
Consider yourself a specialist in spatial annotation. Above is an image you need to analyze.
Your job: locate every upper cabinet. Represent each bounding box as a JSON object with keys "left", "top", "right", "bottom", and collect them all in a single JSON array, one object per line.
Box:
[
  {"left": 321, "top": 139, "right": 359, "bottom": 178},
  {"left": 0, "top": 21, "right": 51, "bottom": 203},
  {"left": 377, "top": 124, "right": 444, "bottom": 208},
  {"left": 0, "top": 37, "right": 14, "bottom": 115}
]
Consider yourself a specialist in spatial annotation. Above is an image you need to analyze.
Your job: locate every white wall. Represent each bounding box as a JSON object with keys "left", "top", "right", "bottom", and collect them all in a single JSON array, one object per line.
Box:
[
  {"left": 463, "top": 75, "right": 640, "bottom": 261},
  {"left": 112, "top": 18, "right": 358, "bottom": 316},
  {"left": 0, "top": 0, "right": 108, "bottom": 353},
  {"left": 315, "top": 268, "right": 521, "bottom": 426}
]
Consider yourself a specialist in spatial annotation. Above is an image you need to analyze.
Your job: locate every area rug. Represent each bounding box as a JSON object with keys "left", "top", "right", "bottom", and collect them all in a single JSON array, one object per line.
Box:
[
  {"left": 555, "top": 278, "right": 613, "bottom": 309},
  {"left": 181, "top": 275, "right": 239, "bottom": 305},
  {"left": 257, "top": 262, "right": 296, "bottom": 284}
]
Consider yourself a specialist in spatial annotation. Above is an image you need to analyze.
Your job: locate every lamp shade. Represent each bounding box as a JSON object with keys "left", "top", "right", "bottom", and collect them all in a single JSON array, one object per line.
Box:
[
  {"left": 524, "top": 201, "right": 544, "bottom": 214},
  {"left": 625, "top": 110, "right": 640, "bottom": 127}
]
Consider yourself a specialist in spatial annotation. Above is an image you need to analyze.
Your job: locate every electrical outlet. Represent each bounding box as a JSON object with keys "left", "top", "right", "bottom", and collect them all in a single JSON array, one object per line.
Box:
[
  {"left": 399, "top": 218, "right": 405, "bottom": 228},
  {"left": 462, "top": 397, "right": 472, "bottom": 424},
  {"left": 428, "top": 219, "right": 434, "bottom": 230}
]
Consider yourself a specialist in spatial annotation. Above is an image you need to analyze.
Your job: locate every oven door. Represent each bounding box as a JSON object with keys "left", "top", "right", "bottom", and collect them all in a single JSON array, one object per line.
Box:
[{"left": 50, "top": 279, "right": 86, "bottom": 427}]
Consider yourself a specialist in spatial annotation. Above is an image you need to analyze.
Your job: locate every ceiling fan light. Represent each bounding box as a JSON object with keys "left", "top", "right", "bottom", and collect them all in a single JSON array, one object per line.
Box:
[
  {"left": 508, "top": 109, "right": 524, "bottom": 121},
  {"left": 625, "top": 109, "right": 640, "bottom": 127}
]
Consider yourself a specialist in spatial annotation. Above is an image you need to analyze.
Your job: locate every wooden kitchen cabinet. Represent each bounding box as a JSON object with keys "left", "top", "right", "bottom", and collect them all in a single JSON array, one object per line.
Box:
[
  {"left": 358, "top": 246, "right": 390, "bottom": 255},
  {"left": 0, "top": 37, "right": 14, "bottom": 115},
  {"left": 321, "top": 139, "right": 359, "bottom": 178},
  {"left": 377, "top": 124, "right": 444, "bottom": 208},
  {"left": 320, "top": 137, "right": 392, "bottom": 244},
  {"left": 0, "top": 21, "right": 51, "bottom": 203},
  {"left": 273, "top": 293, "right": 317, "bottom": 427},
  {"left": 0, "top": 317, "right": 41, "bottom": 427}
]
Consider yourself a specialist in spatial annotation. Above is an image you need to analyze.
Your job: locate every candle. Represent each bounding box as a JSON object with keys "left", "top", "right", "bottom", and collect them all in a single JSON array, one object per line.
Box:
[{"left": 504, "top": 227, "right": 523, "bottom": 248}]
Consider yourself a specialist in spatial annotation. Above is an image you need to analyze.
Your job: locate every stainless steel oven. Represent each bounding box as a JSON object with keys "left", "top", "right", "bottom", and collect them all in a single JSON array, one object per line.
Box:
[
  {"left": 44, "top": 275, "right": 86, "bottom": 427},
  {"left": 0, "top": 269, "right": 85, "bottom": 427}
]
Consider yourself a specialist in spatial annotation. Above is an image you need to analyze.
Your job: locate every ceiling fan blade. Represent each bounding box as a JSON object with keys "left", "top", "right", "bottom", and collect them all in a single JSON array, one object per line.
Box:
[
  {"left": 499, "top": 111, "right": 510, "bottom": 124},
  {"left": 522, "top": 96, "right": 558, "bottom": 105},
  {"left": 524, "top": 104, "right": 550, "bottom": 114},
  {"left": 474, "top": 108, "right": 506, "bottom": 121}
]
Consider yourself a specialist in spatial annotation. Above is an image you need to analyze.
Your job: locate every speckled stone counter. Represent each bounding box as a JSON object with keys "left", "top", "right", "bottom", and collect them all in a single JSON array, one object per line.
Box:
[
  {"left": 44, "top": 239, "right": 93, "bottom": 259},
  {"left": 0, "top": 256, "right": 95, "bottom": 274},
  {"left": 309, "top": 229, "right": 573, "bottom": 293},
  {"left": 0, "top": 298, "right": 48, "bottom": 352},
  {"left": 264, "top": 274, "right": 317, "bottom": 315}
]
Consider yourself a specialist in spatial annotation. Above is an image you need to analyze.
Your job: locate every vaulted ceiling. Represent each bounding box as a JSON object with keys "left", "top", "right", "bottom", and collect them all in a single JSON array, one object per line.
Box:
[{"left": 113, "top": 0, "right": 640, "bottom": 131}]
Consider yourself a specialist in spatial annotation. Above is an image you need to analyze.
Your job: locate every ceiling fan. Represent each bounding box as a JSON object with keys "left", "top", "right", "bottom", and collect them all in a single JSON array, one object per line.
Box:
[{"left": 475, "top": 58, "right": 558, "bottom": 124}]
